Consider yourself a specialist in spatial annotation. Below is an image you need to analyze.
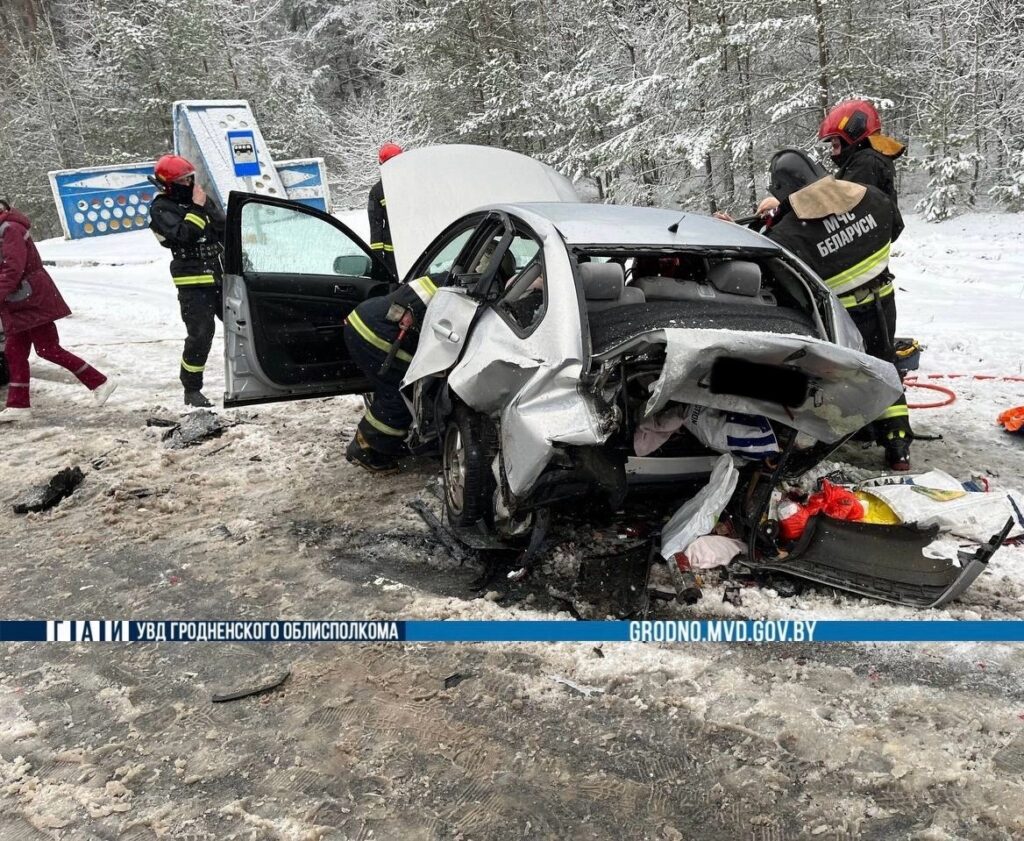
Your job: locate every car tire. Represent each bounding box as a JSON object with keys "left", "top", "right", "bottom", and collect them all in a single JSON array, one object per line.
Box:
[{"left": 442, "top": 407, "right": 495, "bottom": 527}]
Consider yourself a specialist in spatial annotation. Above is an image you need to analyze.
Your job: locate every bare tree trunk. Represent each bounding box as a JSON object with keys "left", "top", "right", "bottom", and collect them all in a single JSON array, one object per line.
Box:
[
  {"left": 969, "top": 15, "right": 982, "bottom": 204},
  {"left": 704, "top": 154, "right": 717, "bottom": 213},
  {"left": 812, "top": 0, "right": 830, "bottom": 116}
]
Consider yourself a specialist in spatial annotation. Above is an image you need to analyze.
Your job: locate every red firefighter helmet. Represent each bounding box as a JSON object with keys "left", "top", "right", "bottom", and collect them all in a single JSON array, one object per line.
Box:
[
  {"left": 378, "top": 143, "right": 403, "bottom": 165},
  {"left": 153, "top": 154, "right": 196, "bottom": 186},
  {"left": 818, "top": 100, "right": 882, "bottom": 146}
]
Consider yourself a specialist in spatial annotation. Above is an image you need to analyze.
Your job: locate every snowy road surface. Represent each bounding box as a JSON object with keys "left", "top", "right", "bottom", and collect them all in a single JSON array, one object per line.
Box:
[{"left": 2, "top": 215, "right": 1024, "bottom": 839}]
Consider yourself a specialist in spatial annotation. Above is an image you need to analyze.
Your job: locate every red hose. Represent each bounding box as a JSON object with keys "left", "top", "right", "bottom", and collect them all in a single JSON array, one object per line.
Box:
[
  {"left": 902, "top": 372, "right": 1024, "bottom": 410},
  {"left": 903, "top": 380, "right": 957, "bottom": 409},
  {"left": 908, "top": 373, "right": 1024, "bottom": 383}
]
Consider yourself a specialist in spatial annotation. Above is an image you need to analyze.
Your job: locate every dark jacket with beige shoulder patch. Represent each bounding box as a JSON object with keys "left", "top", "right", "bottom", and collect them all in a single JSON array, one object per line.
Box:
[{"left": 766, "top": 176, "right": 897, "bottom": 304}]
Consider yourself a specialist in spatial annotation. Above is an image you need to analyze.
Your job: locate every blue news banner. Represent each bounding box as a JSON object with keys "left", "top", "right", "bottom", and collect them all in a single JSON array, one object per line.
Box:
[{"left": 2, "top": 620, "right": 1024, "bottom": 643}]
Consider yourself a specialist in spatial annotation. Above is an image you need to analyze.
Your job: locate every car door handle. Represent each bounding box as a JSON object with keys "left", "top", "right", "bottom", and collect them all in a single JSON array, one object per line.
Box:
[{"left": 431, "top": 321, "right": 461, "bottom": 343}]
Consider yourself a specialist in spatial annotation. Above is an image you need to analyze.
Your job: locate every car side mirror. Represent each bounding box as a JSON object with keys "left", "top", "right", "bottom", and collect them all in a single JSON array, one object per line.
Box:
[{"left": 334, "top": 254, "right": 372, "bottom": 277}]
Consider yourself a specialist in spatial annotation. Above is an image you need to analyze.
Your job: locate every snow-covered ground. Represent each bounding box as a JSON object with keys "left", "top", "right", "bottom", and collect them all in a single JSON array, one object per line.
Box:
[{"left": 2, "top": 213, "right": 1024, "bottom": 839}]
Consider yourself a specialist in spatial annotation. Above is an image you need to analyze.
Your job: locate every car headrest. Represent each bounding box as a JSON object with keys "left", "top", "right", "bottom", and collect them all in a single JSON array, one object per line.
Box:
[
  {"left": 580, "top": 262, "right": 625, "bottom": 300},
  {"left": 499, "top": 250, "right": 516, "bottom": 280},
  {"left": 505, "top": 261, "right": 543, "bottom": 298},
  {"left": 708, "top": 260, "right": 761, "bottom": 297},
  {"left": 475, "top": 244, "right": 517, "bottom": 280}
]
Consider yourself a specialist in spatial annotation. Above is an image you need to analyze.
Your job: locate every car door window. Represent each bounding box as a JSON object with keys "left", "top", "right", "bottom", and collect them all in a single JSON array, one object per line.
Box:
[
  {"left": 496, "top": 230, "right": 545, "bottom": 333},
  {"left": 425, "top": 227, "right": 475, "bottom": 274},
  {"left": 241, "top": 202, "right": 372, "bottom": 276}
]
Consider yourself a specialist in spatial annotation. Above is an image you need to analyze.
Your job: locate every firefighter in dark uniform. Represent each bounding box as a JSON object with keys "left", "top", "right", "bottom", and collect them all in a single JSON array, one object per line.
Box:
[
  {"left": 343, "top": 274, "right": 441, "bottom": 472},
  {"left": 342, "top": 245, "right": 517, "bottom": 472},
  {"left": 761, "top": 149, "right": 912, "bottom": 470},
  {"left": 368, "top": 143, "right": 403, "bottom": 279},
  {"left": 819, "top": 99, "right": 906, "bottom": 220},
  {"left": 149, "top": 154, "right": 225, "bottom": 408}
]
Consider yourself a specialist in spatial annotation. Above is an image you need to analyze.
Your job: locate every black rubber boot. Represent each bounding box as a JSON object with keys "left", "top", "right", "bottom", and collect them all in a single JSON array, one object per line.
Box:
[
  {"left": 884, "top": 431, "right": 911, "bottom": 472},
  {"left": 345, "top": 431, "right": 401, "bottom": 474},
  {"left": 184, "top": 390, "right": 213, "bottom": 408}
]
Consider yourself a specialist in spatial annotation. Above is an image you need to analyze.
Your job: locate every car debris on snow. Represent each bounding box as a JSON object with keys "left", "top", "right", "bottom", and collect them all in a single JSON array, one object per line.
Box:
[
  {"left": 442, "top": 672, "right": 473, "bottom": 690},
  {"left": 550, "top": 675, "right": 605, "bottom": 698},
  {"left": 160, "top": 409, "right": 229, "bottom": 449},
  {"left": 12, "top": 466, "right": 85, "bottom": 514},
  {"left": 211, "top": 670, "right": 290, "bottom": 703}
]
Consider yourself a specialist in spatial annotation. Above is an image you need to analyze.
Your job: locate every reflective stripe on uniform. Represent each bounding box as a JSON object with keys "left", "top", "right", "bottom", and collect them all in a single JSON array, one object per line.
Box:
[
  {"left": 184, "top": 212, "right": 207, "bottom": 229},
  {"left": 380, "top": 198, "right": 387, "bottom": 207},
  {"left": 821, "top": 243, "right": 891, "bottom": 296},
  {"left": 173, "top": 274, "right": 216, "bottom": 287},
  {"left": 877, "top": 403, "right": 909, "bottom": 421},
  {"left": 383, "top": 245, "right": 395, "bottom": 252},
  {"left": 364, "top": 409, "right": 406, "bottom": 437},
  {"left": 346, "top": 310, "right": 413, "bottom": 363},
  {"left": 181, "top": 358, "right": 205, "bottom": 373},
  {"left": 838, "top": 281, "right": 894, "bottom": 309},
  {"left": 408, "top": 275, "right": 437, "bottom": 306},
  {"left": 370, "top": 242, "right": 385, "bottom": 251}
]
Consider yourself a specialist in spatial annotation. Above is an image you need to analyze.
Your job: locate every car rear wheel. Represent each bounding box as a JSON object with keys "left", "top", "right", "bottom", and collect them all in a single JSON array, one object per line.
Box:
[{"left": 442, "top": 407, "right": 494, "bottom": 527}]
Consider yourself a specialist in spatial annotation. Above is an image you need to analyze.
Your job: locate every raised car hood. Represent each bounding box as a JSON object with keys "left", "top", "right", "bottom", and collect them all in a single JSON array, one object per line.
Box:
[
  {"left": 381, "top": 144, "right": 578, "bottom": 279},
  {"left": 637, "top": 328, "right": 905, "bottom": 444}
]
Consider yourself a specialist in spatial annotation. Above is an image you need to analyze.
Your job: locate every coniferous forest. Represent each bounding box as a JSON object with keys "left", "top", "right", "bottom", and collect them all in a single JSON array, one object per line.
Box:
[{"left": 2, "top": 0, "right": 1022, "bottom": 234}]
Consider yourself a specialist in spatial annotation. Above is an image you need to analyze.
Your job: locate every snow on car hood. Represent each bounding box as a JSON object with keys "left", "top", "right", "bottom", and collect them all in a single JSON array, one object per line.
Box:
[
  {"left": 643, "top": 328, "right": 905, "bottom": 444},
  {"left": 381, "top": 144, "right": 578, "bottom": 279}
]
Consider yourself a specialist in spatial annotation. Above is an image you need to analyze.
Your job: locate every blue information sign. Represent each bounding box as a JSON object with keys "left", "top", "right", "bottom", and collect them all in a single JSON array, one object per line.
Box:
[
  {"left": 48, "top": 163, "right": 158, "bottom": 239},
  {"left": 227, "top": 129, "right": 261, "bottom": 176}
]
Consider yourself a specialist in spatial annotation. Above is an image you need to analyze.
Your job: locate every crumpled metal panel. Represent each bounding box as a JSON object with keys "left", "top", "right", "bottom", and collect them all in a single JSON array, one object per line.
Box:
[
  {"left": 445, "top": 227, "right": 603, "bottom": 496},
  {"left": 401, "top": 288, "right": 481, "bottom": 397},
  {"left": 496, "top": 360, "right": 608, "bottom": 494},
  {"left": 644, "top": 328, "right": 904, "bottom": 443}
]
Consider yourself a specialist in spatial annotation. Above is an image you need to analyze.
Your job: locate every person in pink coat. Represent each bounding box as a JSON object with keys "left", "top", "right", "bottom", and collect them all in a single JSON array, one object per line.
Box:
[{"left": 0, "top": 199, "right": 116, "bottom": 423}]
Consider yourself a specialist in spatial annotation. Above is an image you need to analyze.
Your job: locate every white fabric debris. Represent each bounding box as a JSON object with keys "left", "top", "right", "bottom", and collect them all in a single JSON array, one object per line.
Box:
[
  {"left": 633, "top": 405, "right": 687, "bottom": 456},
  {"left": 682, "top": 535, "right": 747, "bottom": 570},
  {"left": 660, "top": 454, "right": 739, "bottom": 560},
  {"left": 680, "top": 405, "right": 779, "bottom": 460},
  {"left": 859, "top": 470, "right": 1024, "bottom": 544}
]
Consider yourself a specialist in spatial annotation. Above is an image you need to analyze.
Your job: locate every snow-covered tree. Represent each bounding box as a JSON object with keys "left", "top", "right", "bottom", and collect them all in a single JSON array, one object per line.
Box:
[{"left": 2, "top": 0, "right": 1024, "bottom": 233}]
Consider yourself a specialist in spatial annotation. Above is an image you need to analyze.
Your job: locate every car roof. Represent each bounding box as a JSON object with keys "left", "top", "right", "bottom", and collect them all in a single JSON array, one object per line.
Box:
[{"left": 498, "top": 202, "right": 781, "bottom": 251}]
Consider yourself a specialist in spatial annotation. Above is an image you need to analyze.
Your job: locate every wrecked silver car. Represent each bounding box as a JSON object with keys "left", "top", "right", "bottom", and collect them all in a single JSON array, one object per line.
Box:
[{"left": 221, "top": 145, "right": 1007, "bottom": 609}]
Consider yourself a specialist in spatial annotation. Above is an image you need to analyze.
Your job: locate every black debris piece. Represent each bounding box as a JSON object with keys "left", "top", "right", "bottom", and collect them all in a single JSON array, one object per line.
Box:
[
  {"left": 162, "top": 409, "right": 227, "bottom": 449},
  {"left": 211, "top": 670, "right": 290, "bottom": 703},
  {"left": 675, "top": 570, "right": 703, "bottom": 605},
  {"left": 723, "top": 581, "right": 744, "bottom": 607},
  {"left": 764, "top": 574, "right": 802, "bottom": 598},
  {"left": 648, "top": 586, "right": 677, "bottom": 602},
  {"left": 13, "top": 467, "right": 85, "bottom": 514},
  {"left": 146, "top": 417, "right": 179, "bottom": 428},
  {"left": 108, "top": 487, "right": 159, "bottom": 500},
  {"left": 442, "top": 672, "right": 472, "bottom": 690},
  {"left": 408, "top": 499, "right": 468, "bottom": 564}
]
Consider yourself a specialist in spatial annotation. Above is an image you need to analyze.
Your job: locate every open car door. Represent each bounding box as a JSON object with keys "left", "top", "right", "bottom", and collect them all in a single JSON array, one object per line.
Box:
[{"left": 223, "top": 193, "right": 395, "bottom": 407}]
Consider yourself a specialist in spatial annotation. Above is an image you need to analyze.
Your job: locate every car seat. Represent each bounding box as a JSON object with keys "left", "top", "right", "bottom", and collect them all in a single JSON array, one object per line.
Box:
[
  {"left": 580, "top": 262, "right": 646, "bottom": 311},
  {"left": 634, "top": 259, "right": 774, "bottom": 306}
]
